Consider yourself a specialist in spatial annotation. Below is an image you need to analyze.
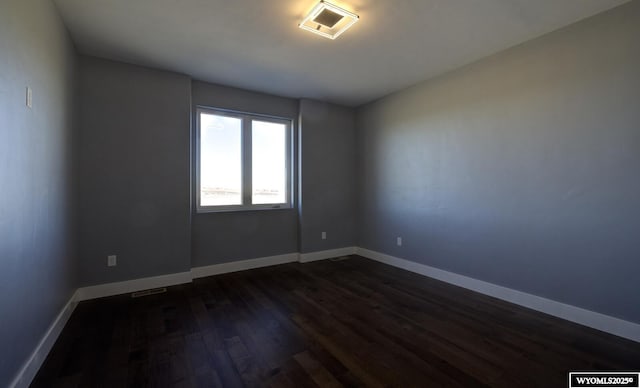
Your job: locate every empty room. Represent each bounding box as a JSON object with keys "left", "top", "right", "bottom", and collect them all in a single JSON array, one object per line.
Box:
[{"left": 2, "top": 0, "right": 640, "bottom": 387}]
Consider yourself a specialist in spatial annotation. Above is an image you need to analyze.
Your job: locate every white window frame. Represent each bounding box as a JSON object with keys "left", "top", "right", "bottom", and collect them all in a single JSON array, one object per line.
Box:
[{"left": 195, "top": 106, "right": 293, "bottom": 213}]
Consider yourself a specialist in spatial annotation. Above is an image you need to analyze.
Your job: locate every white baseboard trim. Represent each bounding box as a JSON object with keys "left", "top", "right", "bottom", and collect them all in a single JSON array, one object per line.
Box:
[
  {"left": 299, "top": 246, "right": 357, "bottom": 263},
  {"left": 192, "top": 252, "right": 300, "bottom": 279},
  {"left": 76, "top": 249, "right": 348, "bottom": 301},
  {"left": 356, "top": 248, "right": 640, "bottom": 343},
  {"left": 9, "top": 290, "right": 80, "bottom": 388},
  {"left": 75, "top": 271, "right": 193, "bottom": 302}
]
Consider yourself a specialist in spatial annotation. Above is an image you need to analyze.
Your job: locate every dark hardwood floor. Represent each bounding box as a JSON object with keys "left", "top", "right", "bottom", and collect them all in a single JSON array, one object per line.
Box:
[{"left": 32, "top": 256, "right": 640, "bottom": 387}]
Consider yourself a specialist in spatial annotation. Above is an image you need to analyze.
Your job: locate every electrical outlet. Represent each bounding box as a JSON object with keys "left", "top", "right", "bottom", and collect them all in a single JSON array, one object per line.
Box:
[
  {"left": 397, "top": 237, "right": 402, "bottom": 246},
  {"left": 321, "top": 231, "right": 327, "bottom": 240},
  {"left": 107, "top": 255, "right": 117, "bottom": 267}
]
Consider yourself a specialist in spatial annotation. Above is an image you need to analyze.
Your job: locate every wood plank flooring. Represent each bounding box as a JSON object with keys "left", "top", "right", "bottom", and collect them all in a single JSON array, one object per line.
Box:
[{"left": 32, "top": 256, "right": 640, "bottom": 387}]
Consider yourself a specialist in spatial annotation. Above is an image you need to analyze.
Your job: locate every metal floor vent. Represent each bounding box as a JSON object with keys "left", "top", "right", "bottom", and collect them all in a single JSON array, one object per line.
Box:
[
  {"left": 329, "top": 256, "right": 351, "bottom": 262},
  {"left": 131, "top": 287, "right": 167, "bottom": 298}
]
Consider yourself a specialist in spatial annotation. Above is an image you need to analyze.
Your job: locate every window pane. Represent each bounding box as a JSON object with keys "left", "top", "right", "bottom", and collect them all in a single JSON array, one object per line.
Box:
[
  {"left": 252, "top": 120, "right": 287, "bottom": 204},
  {"left": 200, "top": 113, "right": 242, "bottom": 206}
]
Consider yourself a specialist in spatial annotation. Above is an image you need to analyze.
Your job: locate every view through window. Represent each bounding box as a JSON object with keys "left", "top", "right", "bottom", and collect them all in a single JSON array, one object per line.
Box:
[
  {"left": 252, "top": 120, "right": 287, "bottom": 205},
  {"left": 197, "top": 108, "right": 292, "bottom": 211}
]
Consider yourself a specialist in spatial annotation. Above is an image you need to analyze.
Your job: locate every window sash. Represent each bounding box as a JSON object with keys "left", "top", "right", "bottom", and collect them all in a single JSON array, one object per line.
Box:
[{"left": 195, "top": 106, "right": 293, "bottom": 213}]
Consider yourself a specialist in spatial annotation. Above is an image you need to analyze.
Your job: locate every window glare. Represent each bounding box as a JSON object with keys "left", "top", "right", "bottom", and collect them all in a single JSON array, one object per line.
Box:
[
  {"left": 200, "top": 113, "right": 242, "bottom": 206},
  {"left": 252, "top": 120, "right": 286, "bottom": 204}
]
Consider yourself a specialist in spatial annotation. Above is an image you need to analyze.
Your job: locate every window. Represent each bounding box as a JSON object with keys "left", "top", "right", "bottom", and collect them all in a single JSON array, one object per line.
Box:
[{"left": 196, "top": 107, "right": 293, "bottom": 212}]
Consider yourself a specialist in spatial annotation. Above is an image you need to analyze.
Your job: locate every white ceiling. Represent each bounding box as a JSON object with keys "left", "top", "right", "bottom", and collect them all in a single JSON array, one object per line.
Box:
[{"left": 53, "top": 0, "right": 628, "bottom": 106}]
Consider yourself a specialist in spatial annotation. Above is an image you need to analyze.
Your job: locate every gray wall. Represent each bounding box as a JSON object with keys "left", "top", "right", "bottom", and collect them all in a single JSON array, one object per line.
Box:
[
  {"left": 0, "top": 0, "right": 78, "bottom": 385},
  {"left": 299, "top": 100, "right": 357, "bottom": 253},
  {"left": 77, "top": 57, "right": 192, "bottom": 285},
  {"left": 75, "top": 71, "right": 358, "bottom": 275},
  {"left": 191, "top": 81, "right": 299, "bottom": 266},
  {"left": 356, "top": 1, "right": 640, "bottom": 324}
]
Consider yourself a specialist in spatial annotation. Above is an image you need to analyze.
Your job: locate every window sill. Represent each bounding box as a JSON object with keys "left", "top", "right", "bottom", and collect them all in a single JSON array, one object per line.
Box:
[{"left": 196, "top": 204, "right": 293, "bottom": 214}]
